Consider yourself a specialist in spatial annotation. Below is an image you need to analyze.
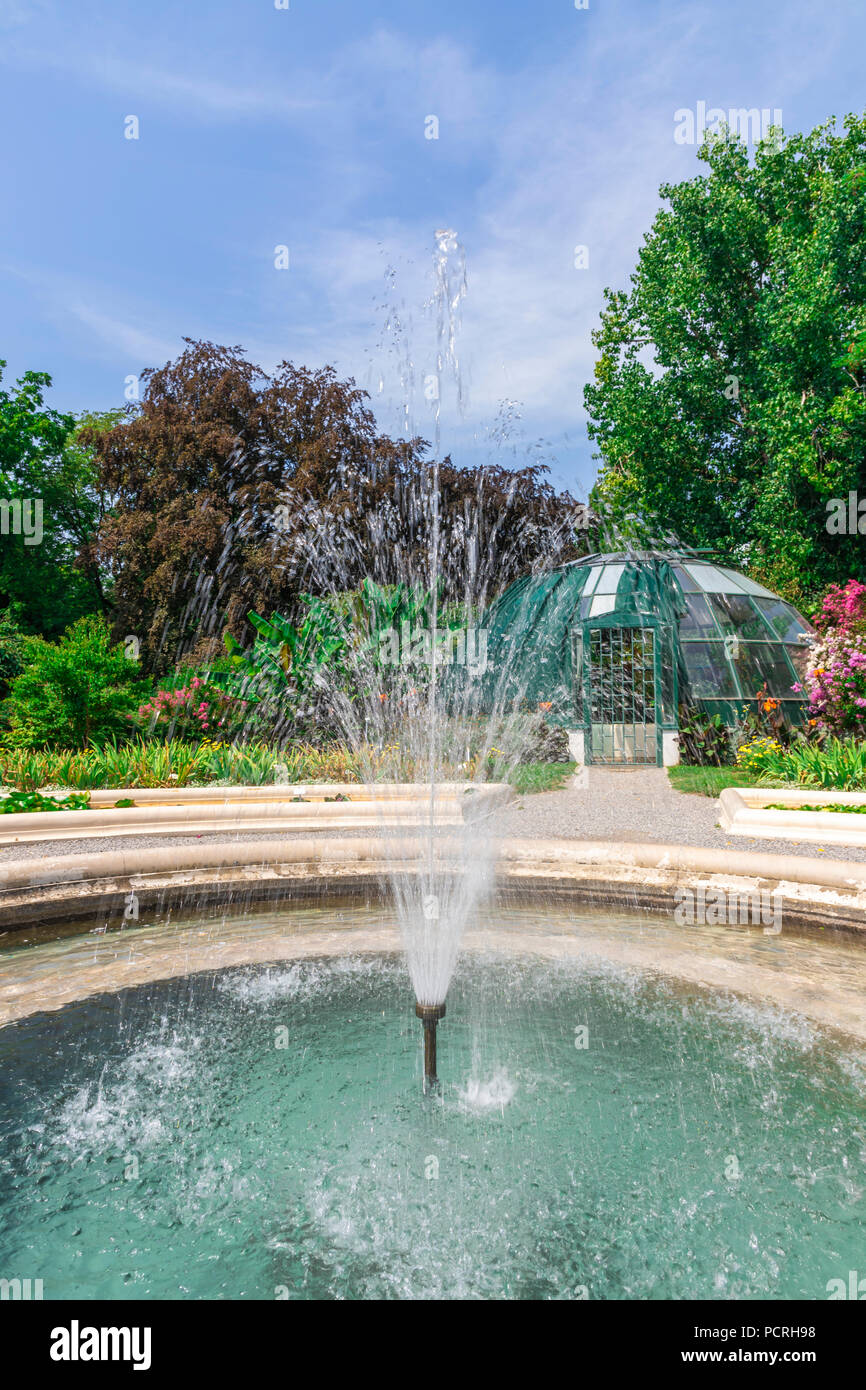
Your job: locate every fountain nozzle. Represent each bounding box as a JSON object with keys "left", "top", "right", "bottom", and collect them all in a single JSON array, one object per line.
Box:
[{"left": 415, "top": 1001, "right": 446, "bottom": 1093}]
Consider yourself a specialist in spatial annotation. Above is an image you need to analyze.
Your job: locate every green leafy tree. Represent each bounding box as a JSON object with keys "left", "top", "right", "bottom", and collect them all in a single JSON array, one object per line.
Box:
[
  {"left": 584, "top": 115, "right": 866, "bottom": 608},
  {"left": 2, "top": 614, "right": 152, "bottom": 748},
  {"left": 0, "top": 605, "right": 26, "bottom": 697},
  {"left": 0, "top": 363, "right": 119, "bottom": 635}
]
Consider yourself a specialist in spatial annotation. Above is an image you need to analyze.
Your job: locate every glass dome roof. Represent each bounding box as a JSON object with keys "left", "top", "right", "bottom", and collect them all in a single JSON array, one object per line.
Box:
[{"left": 482, "top": 549, "right": 813, "bottom": 725}]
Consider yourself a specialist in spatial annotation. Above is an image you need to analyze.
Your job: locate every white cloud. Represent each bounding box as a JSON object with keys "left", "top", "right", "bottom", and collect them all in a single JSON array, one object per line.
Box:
[
  {"left": 3, "top": 44, "right": 323, "bottom": 118},
  {"left": 2, "top": 0, "right": 859, "bottom": 488},
  {"left": 61, "top": 301, "right": 181, "bottom": 367}
]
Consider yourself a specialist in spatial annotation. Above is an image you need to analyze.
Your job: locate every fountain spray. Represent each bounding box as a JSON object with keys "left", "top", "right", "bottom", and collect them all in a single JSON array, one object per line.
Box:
[{"left": 411, "top": 230, "right": 465, "bottom": 1096}]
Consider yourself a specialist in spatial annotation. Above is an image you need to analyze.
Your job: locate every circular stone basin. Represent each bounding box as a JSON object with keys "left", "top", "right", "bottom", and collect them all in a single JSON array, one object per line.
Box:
[{"left": 1, "top": 909, "right": 865, "bottom": 1300}]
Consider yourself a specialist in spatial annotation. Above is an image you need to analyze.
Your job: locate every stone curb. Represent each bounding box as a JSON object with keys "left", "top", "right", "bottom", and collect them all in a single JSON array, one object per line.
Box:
[
  {"left": 719, "top": 786, "right": 866, "bottom": 847},
  {"left": 0, "top": 783, "right": 512, "bottom": 845}
]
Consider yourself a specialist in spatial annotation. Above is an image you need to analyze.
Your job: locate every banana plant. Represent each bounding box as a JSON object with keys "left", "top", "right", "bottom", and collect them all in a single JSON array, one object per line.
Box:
[
  {"left": 225, "top": 600, "right": 346, "bottom": 698},
  {"left": 346, "top": 578, "right": 433, "bottom": 663}
]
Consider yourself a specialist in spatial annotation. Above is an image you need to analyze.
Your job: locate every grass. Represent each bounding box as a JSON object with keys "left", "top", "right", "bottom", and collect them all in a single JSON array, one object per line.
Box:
[
  {"left": 507, "top": 761, "right": 576, "bottom": 794},
  {"left": 667, "top": 765, "right": 767, "bottom": 798}
]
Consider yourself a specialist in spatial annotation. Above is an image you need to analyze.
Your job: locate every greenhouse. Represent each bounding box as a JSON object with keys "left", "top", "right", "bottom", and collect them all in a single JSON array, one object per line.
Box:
[{"left": 482, "top": 550, "right": 814, "bottom": 766}]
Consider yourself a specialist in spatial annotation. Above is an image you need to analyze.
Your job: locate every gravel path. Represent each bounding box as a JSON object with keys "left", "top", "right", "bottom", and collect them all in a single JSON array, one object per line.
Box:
[
  {"left": 490, "top": 768, "right": 866, "bottom": 863},
  {"left": 0, "top": 769, "right": 862, "bottom": 866}
]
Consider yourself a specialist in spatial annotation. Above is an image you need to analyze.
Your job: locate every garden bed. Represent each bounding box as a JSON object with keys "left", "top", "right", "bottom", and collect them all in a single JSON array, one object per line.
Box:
[
  {"left": 719, "top": 786, "right": 866, "bottom": 847},
  {"left": 0, "top": 782, "right": 513, "bottom": 846}
]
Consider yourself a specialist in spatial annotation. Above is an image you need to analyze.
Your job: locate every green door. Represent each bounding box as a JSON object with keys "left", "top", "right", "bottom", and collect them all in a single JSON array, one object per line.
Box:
[{"left": 586, "top": 624, "right": 660, "bottom": 765}]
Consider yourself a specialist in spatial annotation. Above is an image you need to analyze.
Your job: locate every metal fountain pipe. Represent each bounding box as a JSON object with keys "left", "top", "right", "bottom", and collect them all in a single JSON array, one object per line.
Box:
[{"left": 415, "top": 1001, "right": 446, "bottom": 1092}]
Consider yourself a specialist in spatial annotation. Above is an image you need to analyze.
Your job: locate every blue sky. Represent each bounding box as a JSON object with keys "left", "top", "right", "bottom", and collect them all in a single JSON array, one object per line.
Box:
[{"left": 2, "top": 0, "right": 865, "bottom": 497}]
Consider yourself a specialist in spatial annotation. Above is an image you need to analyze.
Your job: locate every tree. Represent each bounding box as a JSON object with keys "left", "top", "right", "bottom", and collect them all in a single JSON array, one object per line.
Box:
[
  {"left": 0, "top": 606, "right": 26, "bottom": 698},
  {"left": 0, "top": 363, "right": 118, "bottom": 635},
  {"left": 2, "top": 614, "right": 151, "bottom": 748},
  {"left": 279, "top": 452, "right": 586, "bottom": 616},
  {"left": 89, "top": 340, "right": 407, "bottom": 671},
  {"left": 584, "top": 114, "right": 866, "bottom": 608},
  {"left": 91, "top": 340, "right": 585, "bottom": 672}
]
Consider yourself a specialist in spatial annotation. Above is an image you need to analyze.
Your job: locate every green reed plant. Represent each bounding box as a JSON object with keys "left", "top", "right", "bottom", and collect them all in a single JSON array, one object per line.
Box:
[
  {"left": 736, "top": 735, "right": 866, "bottom": 790},
  {"left": 0, "top": 738, "right": 368, "bottom": 790}
]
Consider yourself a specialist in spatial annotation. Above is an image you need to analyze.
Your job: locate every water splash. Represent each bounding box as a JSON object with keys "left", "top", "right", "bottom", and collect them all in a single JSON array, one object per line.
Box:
[{"left": 457, "top": 1067, "right": 517, "bottom": 1113}]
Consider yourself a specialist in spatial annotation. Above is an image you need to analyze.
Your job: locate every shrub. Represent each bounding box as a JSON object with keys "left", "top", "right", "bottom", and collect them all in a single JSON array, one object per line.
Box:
[
  {"left": 795, "top": 629, "right": 866, "bottom": 737},
  {"left": 796, "top": 579, "right": 866, "bottom": 737},
  {"left": 523, "top": 715, "right": 571, "bottom": 763},
  {"left": 812, "top": 579, "right": 866, "bottom": 634},
  {"left": 1, "top": 615, "right": 152, "bottom": 748},
  {"left": 676, "top": 706, "right": 733, "bottom": 766},
  {"left": 137, "top": 675, "right": 249, "bottom": 742},
  {"left": 0, "top": 607, "right": 26, "bottom": 698}
]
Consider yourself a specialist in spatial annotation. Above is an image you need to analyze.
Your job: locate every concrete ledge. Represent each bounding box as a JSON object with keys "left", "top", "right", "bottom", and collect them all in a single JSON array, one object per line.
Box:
[
  {"left": 83, "top": 782, "right": 485, "bottom": 805},
  {"left": 2, "top": 834, "right": 866, "bottom": 936},
  {"left": 719, "top": 786, "right": 866, "bottom": 847},
  {"left": 0, "top": 782, "right": 512, "bottom": 845}
]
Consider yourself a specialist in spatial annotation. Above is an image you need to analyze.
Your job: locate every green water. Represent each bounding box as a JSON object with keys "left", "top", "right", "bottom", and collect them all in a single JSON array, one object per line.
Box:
[{"left": 1, "top": 949, "right": 864, "bottom": 1300}]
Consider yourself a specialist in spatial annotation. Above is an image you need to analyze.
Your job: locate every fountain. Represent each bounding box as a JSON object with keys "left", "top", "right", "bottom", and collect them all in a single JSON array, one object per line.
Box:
[
  {"left": 243, "top": 228, "right": 580, "bottom": 1090},
  {"left": 2, "top": 234, "right": 864, "bottom": 1305},
  {"left": 3, "top": 914, "right": 866, "bottom": 1300}
]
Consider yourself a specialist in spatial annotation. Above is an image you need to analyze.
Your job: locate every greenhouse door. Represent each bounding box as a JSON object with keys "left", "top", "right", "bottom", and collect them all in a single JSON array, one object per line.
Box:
[{"left": 587, "top": 625, "right": 659, "bottom": 765}]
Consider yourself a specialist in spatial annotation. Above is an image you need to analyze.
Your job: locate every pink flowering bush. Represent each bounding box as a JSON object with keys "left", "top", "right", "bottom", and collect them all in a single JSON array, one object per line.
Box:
[
  {"left": 796, "top": 581, "right": 866, "bottom": 736},
  {"left": 812, "top": 579, "right": 866, "bottom": 634},
  {"left": 136, "top": 675, "right": 249, "bottom": 741}
]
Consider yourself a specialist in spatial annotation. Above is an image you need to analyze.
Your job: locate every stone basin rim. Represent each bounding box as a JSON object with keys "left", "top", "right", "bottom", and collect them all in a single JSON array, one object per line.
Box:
[{"left": 1, "top": 835, "right": 866, "bottom": 938}]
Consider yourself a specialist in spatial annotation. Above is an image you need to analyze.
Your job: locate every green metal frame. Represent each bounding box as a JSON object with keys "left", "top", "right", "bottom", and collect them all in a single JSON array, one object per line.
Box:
[{"left": 574, "top": 613, "right": 678, "bottom": 767}]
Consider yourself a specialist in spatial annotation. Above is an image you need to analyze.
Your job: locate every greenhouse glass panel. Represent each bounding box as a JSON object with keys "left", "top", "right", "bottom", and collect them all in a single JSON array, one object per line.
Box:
[
  {"left": 682, "top": 641, "right": 738, "bottom": 697},
  {"left": 672, "top": 565, "right": 700, "bottom": 592},
  {"left": 679, "top": 592, "right": 719, "bottom": 637},
  {"left": 660, "top": 638, "right": 676, "bottom": 721},
  {"left": 733, "top": 643, "right": 798, "bottom": 697},
  {"left": 581, "top": 565, "right": 603, "bottom": 597},
  {"left": 752, "top": 597, "right": 811, "bottom": 642},
  {"left": 718, "top": 568, "right": 776, "bottom": 598},
  {"left": 707, "top": 594, "right": 772, "bottom": 640},
  {"left": 785, "top": 643, "right": 811, "bottom": 682},
  {"left": 684, "top": 564, "right": 746, "bottom": 593},
  {"left": 594, "top": 564, "right": 626, "bottom": 595},
  {"left": 589, "top": 594, "right": 617, "bottom": 616}
]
